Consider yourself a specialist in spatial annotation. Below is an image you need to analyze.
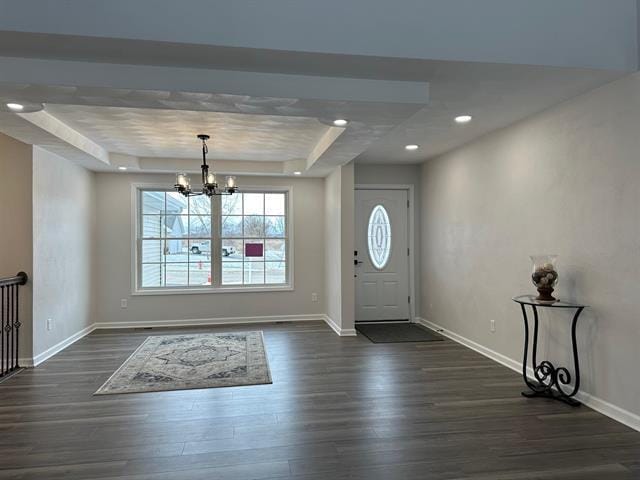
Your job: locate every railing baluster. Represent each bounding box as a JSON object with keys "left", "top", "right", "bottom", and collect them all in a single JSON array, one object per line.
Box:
[
  {"left": 11, "top": 285, "right": 15, "bottom": 371},
  {"left": 0, "top": 272, "right": 28, "bottom": 378},
  {"left": 10, "top": 285, "right": 14, "bottom": 371},
  {"left": 1, "top": 286, "right": 4, "bottom": 375},
  {"left": 3, "top": 285, "right": 7, "bottom": 375},
  {"left": 14, "top": 284, "right": 19, "bottom": 369},
  {"left": 6, "top": 285, "right": 10, "bottom": 372},
  {"left": 3, "top": 285, "right": 6, "bottom": 374}
]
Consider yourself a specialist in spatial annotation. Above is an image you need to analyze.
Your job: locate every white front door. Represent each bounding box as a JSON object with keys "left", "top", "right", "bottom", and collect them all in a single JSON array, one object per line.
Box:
[{"left": 355, "top": 189, "right": 410, "bottom": 321}]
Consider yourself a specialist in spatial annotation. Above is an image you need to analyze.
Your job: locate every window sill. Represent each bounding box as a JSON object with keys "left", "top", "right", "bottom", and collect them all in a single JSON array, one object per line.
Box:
[{"left": 131, "top": 285, "right": 294, "bottom": 296}]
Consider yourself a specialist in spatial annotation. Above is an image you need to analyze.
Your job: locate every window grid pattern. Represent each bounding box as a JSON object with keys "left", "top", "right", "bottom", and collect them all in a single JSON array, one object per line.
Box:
[
  {"left": 220, "top": 193, "right": 287, "bottom": 286},
  {"left": 137, "top": 189, "right": 288, "bottom": 290},
  {"left": 139, "top": 192, "right": 212, "bottom": 288}
]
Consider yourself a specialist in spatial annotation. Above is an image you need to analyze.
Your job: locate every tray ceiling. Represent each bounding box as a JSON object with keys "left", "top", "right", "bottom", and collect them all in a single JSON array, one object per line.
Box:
[{"left": 45, "top": 104, "right": 330, "bottom": 161}]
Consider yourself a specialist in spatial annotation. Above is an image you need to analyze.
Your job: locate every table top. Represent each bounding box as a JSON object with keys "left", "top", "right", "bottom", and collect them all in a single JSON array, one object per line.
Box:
[{"left": 512, "top": 295, "right": 588, "bottom": 309}]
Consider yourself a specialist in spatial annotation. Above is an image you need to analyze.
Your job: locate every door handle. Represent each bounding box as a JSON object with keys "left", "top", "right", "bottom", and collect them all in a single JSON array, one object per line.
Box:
[{"left": 354, "top": 260, "right": 363, "bottom": 266}]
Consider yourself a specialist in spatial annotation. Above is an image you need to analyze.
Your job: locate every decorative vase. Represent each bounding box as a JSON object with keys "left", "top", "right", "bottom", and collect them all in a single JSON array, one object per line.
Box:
[{"left": 530, "top": 255, "right": 558, "bottom": 302}]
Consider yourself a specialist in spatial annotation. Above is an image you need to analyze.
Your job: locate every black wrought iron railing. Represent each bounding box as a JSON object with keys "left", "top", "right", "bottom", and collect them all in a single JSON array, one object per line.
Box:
[{"left": 0, "top": 272, "right": 27, "bottom": 377}]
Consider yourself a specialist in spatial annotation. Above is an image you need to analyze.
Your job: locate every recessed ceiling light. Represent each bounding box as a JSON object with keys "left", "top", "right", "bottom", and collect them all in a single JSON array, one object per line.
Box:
[
  {"left": 118, "top": 166, "right": 128, "bottom": 171},
  {"left": 404, "top": 144, "right": 419, "bottom": 151},
  {"left": 333, "top": 119, "right": 348, "bottom": 127},
  {"left": 6, "top": 103, "right": 24, "bottom": 111},
  {"left": 455, "top": 115, "right": 473, "bottom": 124},
  {"left": 293, "top": 171, "right": 302, "bottom": 175}
]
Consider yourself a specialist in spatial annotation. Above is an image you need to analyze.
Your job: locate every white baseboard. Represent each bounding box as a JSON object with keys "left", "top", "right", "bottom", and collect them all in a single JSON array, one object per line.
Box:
[
  {"left": 19, "top": 314, "right": 330, "bottom": 366},
  {"left": 416, "top": 317, "right": 522, "bottom": 372},
  {"left": 415, "top": 317, "right": 640, "bottom": 433},
  {"left": 323, "top": 315, "right": 357, "bottom": 336},
  {"left": 22, "top": 323, "right": 97, "bottom": 367},
  {"left": 18, "top": 313, "right": 354, "bottom": 368},
  {"left": 94, "top": 313, "right": 326, "bottom": 330}
]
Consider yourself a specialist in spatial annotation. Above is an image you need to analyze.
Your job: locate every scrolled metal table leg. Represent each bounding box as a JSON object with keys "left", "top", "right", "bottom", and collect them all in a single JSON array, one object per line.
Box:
[
  {"left": 518, "top": 304, "right": 584, "bottom": 407},
  {"left": 520, "top": 304, "right": 544, "bottom": 396},
  {"left": 551, "top": 306, "right": 584, "bottom": 406}
]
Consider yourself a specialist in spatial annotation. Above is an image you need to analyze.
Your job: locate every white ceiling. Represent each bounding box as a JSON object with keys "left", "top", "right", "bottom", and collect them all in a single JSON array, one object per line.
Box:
[
  {"left": 0, "top": 41, "right": 627, "bottom": 174},
  {"left": 0, "top": 69, "right": 427, "bottom": 175},
  {"left": 357, "top": 61, "right": 624, "bottom": 163},
  {"left": 0, "top": 5, "right": 635, "bottom": 175},
  {"left": 1, "top": 2, "right": 636, "bottom": 71},
  {"left": 45, "top": 105, "right": 330, "bottom": 161}
]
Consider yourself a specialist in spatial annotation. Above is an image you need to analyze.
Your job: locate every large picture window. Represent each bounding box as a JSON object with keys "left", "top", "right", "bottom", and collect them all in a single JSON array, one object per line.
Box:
[{"left": 136, "top": 188, "right": 289, "bottom": 292}]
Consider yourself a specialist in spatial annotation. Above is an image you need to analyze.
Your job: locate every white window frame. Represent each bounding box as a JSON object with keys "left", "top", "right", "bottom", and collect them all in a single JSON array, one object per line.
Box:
[{"left": 131, "top": 183, "right": 294, "bottom": 295}]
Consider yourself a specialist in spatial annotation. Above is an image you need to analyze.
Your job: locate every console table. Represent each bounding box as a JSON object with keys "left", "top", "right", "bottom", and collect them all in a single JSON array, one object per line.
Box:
[{"left": 512, "top": 295, "right": 588, "bottom": 407}]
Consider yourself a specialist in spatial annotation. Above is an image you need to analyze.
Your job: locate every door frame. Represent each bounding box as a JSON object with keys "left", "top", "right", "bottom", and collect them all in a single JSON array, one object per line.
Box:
[{"left": 354, "top": 184, "right": 416, "bottom": 323}]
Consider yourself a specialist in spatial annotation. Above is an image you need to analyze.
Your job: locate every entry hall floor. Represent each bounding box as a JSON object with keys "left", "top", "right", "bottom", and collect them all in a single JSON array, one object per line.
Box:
[{"left": 0, "top": 321, "right": 638, "bottom": 479}]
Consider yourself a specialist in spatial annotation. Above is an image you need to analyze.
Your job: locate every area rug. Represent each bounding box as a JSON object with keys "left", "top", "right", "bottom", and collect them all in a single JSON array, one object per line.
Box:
[
  {"left": 94, "top": 331, "right": 272, "bottom": 395},
  {"left": 356, "top": 323, "right": 443, "bottom": 343}
]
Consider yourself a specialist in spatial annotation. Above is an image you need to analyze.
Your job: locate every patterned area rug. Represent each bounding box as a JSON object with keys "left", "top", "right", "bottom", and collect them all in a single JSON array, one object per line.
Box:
[{"left": 95, "top": 331, "right": 272, "bottom": 395}]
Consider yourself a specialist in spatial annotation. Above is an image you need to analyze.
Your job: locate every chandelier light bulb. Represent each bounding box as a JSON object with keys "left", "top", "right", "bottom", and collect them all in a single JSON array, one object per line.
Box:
[
  {"left": 176, "top": 173, "right": 188, "bottom": 187},
  {"left": 206, "top": 173, "right": 216, "bottom": 185},
  {"left": 226, "top": 176, "right": 236, "bottom": 188}
]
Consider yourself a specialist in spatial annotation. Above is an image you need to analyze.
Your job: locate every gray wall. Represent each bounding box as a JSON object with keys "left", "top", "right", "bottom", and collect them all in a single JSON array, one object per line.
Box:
[
  {"left": 32, "top": 148, "right": 96, "bottom": 358},
  {"left": 324, "top": 162, "right": 355, "bottom": 333},
  {"left": 421, "top": 73, "right": 640, "bottom": 420},
  {"left": 0, "top": 133, "right": 32, "bottom": 360},
  {"left": 355, "top": 163, "right": 422, "bottom": 317},
  {"left": 95, "top": 173, "right": 325, "bottom": 324},
  {"left": 325, "top": 167, "right": 343, "bottom": 326},
  {"left": 340, "top": 163, "right": 355, "bottom": 332}
]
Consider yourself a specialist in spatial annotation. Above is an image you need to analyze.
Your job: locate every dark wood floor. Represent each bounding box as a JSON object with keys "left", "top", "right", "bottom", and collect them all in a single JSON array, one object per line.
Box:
[{"left": 0, "top": 321, "right": 639, "bottom": 479}]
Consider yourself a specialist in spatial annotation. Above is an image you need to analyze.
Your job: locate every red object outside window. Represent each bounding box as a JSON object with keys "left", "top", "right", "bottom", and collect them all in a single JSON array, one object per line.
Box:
[{"left": 245, "top": 243, "right": 264, "bottom": 257}]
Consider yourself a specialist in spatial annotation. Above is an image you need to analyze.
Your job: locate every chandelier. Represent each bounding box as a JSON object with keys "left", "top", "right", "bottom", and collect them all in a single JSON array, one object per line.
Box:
[{"left": 174, "top": 134, "right": 238, "bottom": 197}]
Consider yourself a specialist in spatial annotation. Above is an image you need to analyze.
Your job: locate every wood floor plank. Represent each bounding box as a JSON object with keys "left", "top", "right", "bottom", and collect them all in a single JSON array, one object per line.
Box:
[{"left": 0, "top": 320, "right": 637, "bottom": 479}]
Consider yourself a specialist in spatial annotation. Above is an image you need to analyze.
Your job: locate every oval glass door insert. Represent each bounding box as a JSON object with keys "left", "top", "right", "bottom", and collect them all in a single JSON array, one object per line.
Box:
[{"left": 367, "top": 204, "right": 391, "bottom": 269}]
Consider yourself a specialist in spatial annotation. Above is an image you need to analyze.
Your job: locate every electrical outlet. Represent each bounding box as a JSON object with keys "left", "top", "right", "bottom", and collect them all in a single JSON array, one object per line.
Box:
[
  {"left": 121, "top": 299, "right": 128, "bottom": 309},
  {"left": 311, "top": 293, "right": 318, "bottom": 302},
  {"left": 46, "top": 318, "right": 53, "bottom": 331},
  {"left": 490, "top": 319, "right": 496, "bottom": 333}
]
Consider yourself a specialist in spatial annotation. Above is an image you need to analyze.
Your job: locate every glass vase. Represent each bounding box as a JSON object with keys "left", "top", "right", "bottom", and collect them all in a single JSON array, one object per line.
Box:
[{"left": 530, "top": 254, "right": 558, "bottom": 302}]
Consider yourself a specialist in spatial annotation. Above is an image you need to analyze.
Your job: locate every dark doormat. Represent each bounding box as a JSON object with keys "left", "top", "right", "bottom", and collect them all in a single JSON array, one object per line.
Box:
[{"left": 356, "top": 323, "right": 444, "bottom": 343}]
